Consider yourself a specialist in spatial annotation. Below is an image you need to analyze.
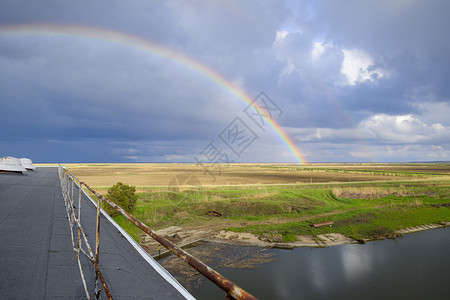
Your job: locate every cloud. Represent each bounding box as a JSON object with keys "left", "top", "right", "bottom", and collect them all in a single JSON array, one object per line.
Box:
[
  {"left": 163, "top": 154, "right": 185, "bottom": 161},
  {"left": 350, "top": 144, "right": 450, "bottom": 161},
  {"left": 285, "top": 103, "right": 450, "bottom": 162},
  {"left": 341, "top": 49, "right": 388, "bottom": 85},
  {"left": 123, "top": 156, "right": 138, "bottom": 160},
  {"left": 359, "top": 114, "right": 449, "bottom": 144},
  {"left": 289, "top": 110, "right": 450, "bottom": 145},
  {"left": 311, "top": 42, "right": 328, "bottom": 60}
]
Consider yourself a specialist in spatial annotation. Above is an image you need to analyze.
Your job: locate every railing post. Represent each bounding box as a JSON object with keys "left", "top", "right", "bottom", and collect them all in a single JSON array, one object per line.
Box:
[
  {"left": 58, "top": 166, "right": 112, "bottom": 300},
  {"left": 94, "top": 183, "right": 102, "bottom": 299}
]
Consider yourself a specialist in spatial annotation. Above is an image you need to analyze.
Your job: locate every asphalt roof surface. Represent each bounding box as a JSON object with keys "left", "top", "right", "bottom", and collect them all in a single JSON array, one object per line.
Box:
[{"left": 0, "top": 167, "right": 192, "bottom": 299}]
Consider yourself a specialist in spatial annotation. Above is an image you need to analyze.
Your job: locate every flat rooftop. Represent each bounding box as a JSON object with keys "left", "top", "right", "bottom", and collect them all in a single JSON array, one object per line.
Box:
[{"left": 0, "top": 167, "right": 193, "bottom": 299}]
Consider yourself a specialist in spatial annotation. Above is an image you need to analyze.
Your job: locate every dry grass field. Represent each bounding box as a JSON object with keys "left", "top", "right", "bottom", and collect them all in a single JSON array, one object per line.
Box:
[{"left": 63, "top": 162, "right": 449, "bottom": 192}]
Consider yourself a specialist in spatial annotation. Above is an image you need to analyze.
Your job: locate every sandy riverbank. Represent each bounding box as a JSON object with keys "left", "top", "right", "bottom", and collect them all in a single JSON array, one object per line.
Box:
[{"left": 140, "top": 221, "right": 450, "bottom": 257}]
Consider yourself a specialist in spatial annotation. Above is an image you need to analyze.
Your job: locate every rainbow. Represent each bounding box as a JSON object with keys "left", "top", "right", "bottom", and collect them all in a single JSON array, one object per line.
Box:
[{"left": 0, "top": 23, "right": 306, "bottom": 163}]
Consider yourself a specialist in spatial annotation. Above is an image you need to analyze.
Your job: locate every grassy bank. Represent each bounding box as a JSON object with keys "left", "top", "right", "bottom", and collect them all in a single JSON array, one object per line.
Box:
[
  {"left": 228, "top": 205, "right": 450, "bottom": 242},
  {"left": 72, "top": 163, "right": 450, "bottom": 244},
  {"left": 113, "top": 179, "right": 449, "bottom": 243}
]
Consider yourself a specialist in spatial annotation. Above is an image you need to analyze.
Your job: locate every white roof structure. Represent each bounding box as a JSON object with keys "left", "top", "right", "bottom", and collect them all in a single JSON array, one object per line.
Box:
[
  {"left": 20, "top": 158, "right": 36, "bottom": 170},
  {"left": 0, "top": 156, "right": 27, "bottom": 174}
]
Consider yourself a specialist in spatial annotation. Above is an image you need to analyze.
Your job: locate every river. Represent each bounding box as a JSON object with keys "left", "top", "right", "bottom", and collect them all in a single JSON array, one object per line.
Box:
[{"left": 189, "top": 227, "right": 450, "bottom": 299}]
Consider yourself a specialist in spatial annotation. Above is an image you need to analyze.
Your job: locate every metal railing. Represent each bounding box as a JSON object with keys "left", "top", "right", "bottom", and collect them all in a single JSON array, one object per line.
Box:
[
  {"left": 59, "top": 166, "right": 257, "bottom": 300},
  {"left": 58, "top": 166, "right": 112, "bottom": 299}
]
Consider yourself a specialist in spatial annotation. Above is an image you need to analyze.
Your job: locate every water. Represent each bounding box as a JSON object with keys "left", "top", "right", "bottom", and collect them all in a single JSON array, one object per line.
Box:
[{"left": 191, "top": 227, "right": 450, "bottom": 299}]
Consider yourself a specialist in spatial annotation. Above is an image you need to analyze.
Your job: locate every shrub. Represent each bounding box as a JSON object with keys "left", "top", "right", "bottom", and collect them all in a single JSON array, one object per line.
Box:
[{"left": 103, "top": 182, "right": 138, "bottom": 217}]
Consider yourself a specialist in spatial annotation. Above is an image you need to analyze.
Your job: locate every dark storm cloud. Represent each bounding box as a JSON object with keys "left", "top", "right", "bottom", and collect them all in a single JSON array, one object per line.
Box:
[
  {"left": 1, "top": 1, "right": 449, "bottom": 162},
  {"left": 315, "top": 0, "right": 449, "bottom": 53},
  {"left": 313, "top": 0, "right": 450, "bottom": 103},
  {"left": 0, "top": 0, "right": 185, "bottom": 45},
  {"left": 0, "top": 34, "right": 234, "bottom": 146}
]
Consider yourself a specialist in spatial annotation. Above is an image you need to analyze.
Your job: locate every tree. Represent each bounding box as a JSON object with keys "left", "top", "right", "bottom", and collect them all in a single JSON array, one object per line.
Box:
[{"left": 104, "top": 182, "right": 138, "bottom": 217}]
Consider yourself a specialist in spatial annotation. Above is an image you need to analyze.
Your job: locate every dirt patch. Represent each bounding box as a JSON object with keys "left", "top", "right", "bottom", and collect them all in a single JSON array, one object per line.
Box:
[
  {"left": 140, "top": 223, "right": 359, "bottom": 257},
  {"left": 332, "top": 187, "right": 438, "bottom": 199},
  {"left": 335, "top": 212, "right": 376, "bottom": 226},
  {"left": 141, "top": 226, "right": 210, "bottom": 255},
  {"left": 173, "top": 211, "right": 190, "bottom": 219},
  {"left": 314, "top": 233, "right": 357, "bottom": 246},
  {"left": 396, "top": 222, "right": 450, "bottom": 234},
  {"left": 430, "top": 203, "right": 450, "bottom": 208},
  {"left": 211, "top": 230, "right": 272, "bottom": 247}
]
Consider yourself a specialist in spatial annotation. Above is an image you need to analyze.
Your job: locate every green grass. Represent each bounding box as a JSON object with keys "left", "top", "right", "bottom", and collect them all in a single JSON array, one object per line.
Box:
[
  {"left": 83, "top": 167, "right": 450, "bottom": 242},
  {"left": 121, "top": 179, "right": 449, "bottom": 240},
  {"left": 112, "top": 215, "right": 142, "bottom": 242},
  {"left": 281, "top": 233, "right": 297, "bottom": 242},
  {"left": 226, "top": 205, "right": 450, "bottom": 241}
]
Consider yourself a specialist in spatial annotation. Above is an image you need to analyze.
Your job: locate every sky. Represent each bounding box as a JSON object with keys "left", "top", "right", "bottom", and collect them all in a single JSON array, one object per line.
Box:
[{"left": 1, "top": 0, "right": 449, "bottom": 163}]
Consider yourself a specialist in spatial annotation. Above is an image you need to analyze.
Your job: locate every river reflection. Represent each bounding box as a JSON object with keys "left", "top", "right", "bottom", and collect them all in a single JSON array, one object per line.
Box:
[{"left": 191, "top": 227, "right": 450, "bottom": 299}]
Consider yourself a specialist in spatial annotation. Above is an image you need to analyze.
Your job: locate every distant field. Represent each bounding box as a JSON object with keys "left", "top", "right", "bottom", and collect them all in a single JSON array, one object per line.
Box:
[
  {"left": 63, "top": 162, "right": 450, "bottom": 190},
  {"left": 62, "top": 163, "right": 450, "bottom": 243}
]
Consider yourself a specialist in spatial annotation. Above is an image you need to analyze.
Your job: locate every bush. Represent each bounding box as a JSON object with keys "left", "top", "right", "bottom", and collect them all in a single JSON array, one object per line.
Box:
[{"left": 103, "top": 182, "right": 138, "bottom": 217}]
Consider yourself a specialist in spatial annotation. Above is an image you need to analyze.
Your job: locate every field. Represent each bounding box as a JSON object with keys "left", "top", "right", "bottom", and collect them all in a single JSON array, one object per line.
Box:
[{"left": 65, "top": 163, "right": 450, "bottom": 245}]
